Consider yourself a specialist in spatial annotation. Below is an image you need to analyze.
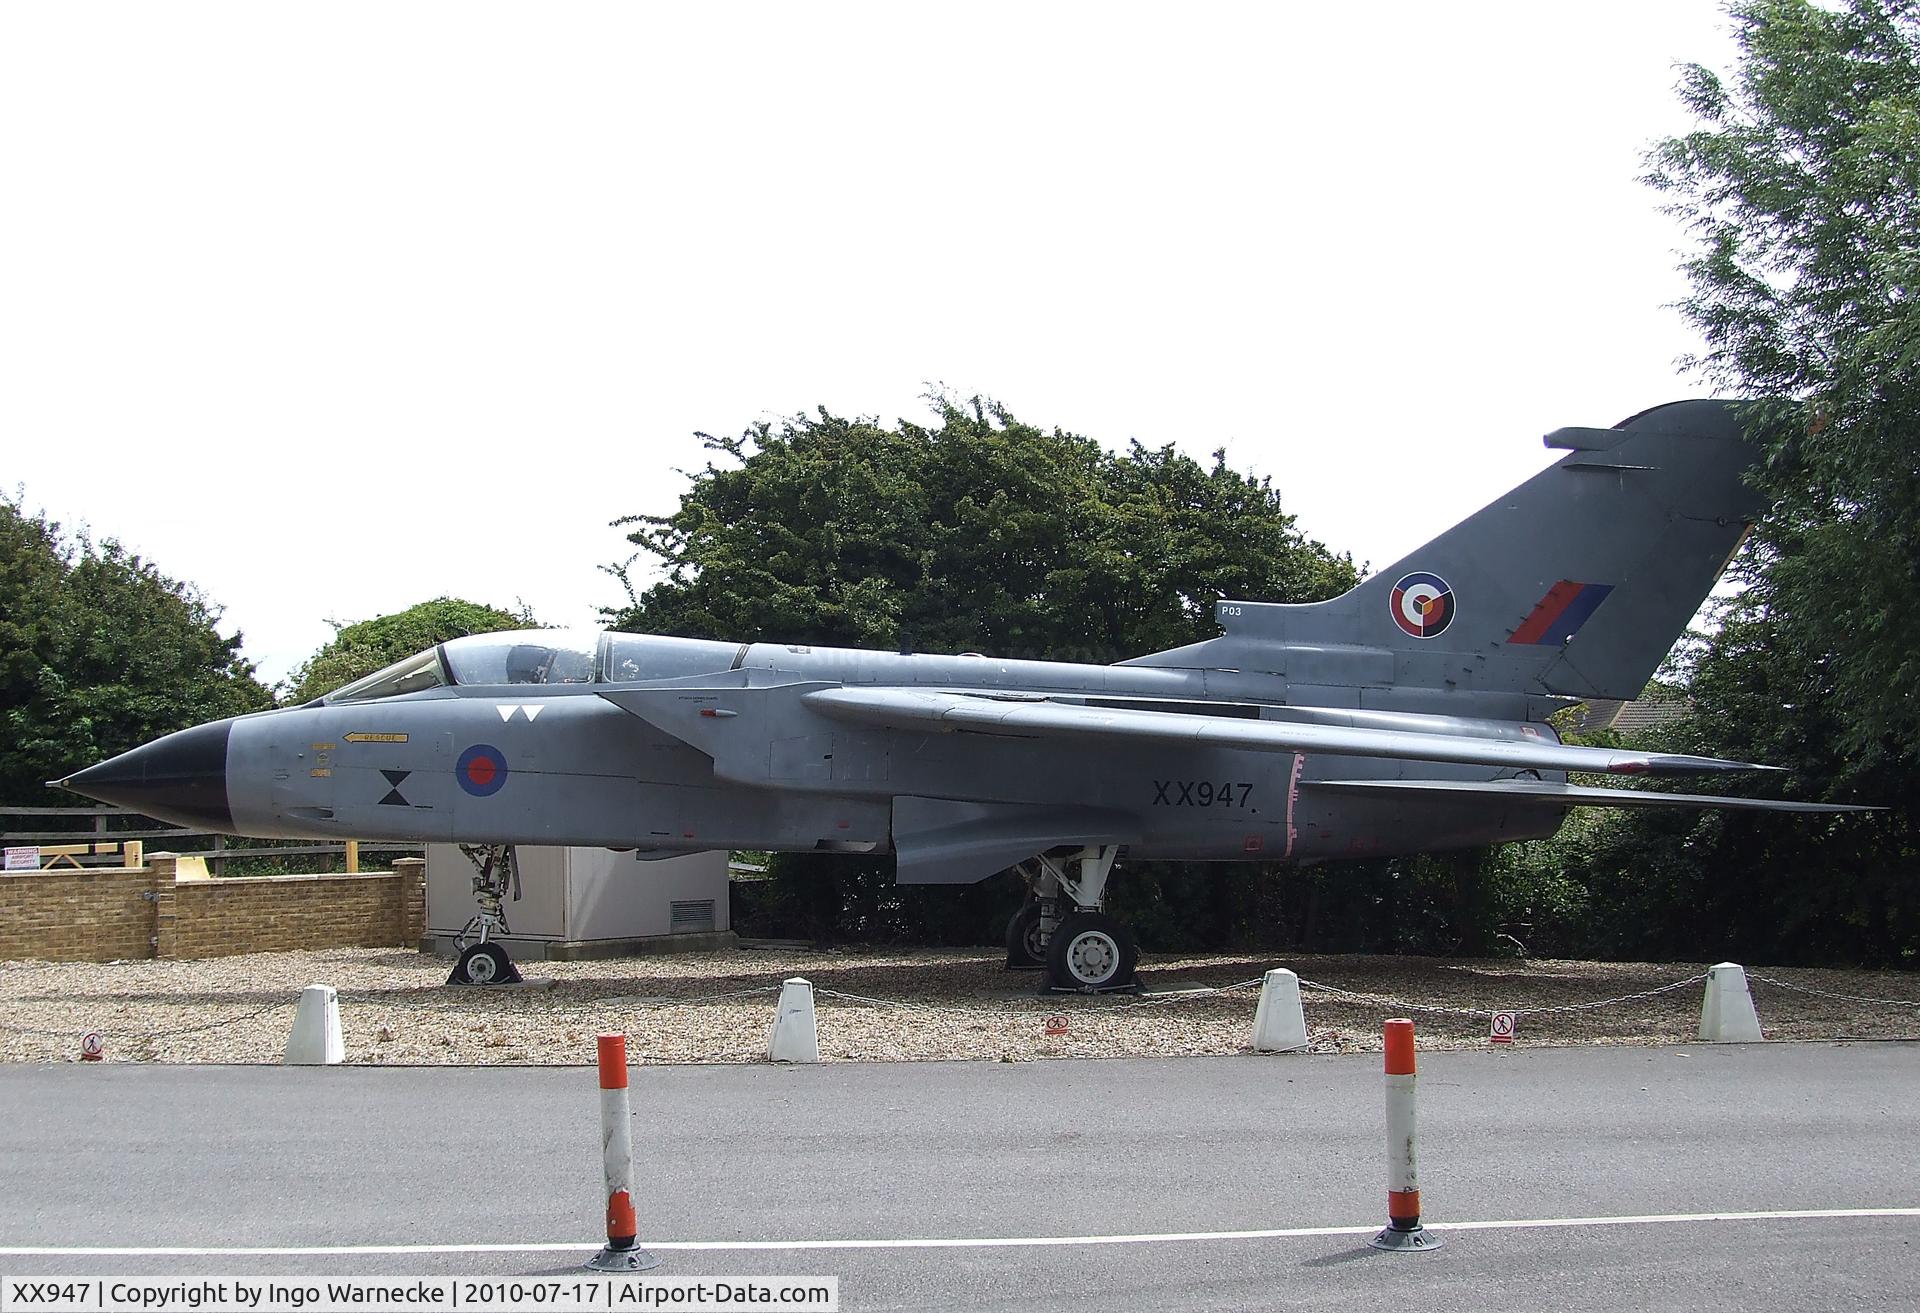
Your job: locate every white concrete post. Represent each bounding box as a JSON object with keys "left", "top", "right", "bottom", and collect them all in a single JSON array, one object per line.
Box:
[
  {"left": 1698, "top": 962, "right": 1764, "bottom": 1043},
  {"left": 767, "top": 977, "right": 820, "bottom": 1063},
  {"left": 283, "top": 983, "right": 344, "bottom": 1065},
  {"left": 1250, "top": 968, "right": 1309, "bottom": 1052}
]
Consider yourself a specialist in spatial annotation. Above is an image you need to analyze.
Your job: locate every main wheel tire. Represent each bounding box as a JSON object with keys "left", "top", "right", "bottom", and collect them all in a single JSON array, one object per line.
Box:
[
  {"left": 453, "top": 941, "right": 519, "bottom": 986},
  {"left": 1045, "top": 911, "right": 1138, "bottom": 992},
  {"left": 1004, "top": 904, "right": 1048, "bottom": 970}
]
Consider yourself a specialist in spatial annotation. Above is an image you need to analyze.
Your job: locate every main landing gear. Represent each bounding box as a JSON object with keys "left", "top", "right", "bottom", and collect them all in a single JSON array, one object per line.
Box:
[
  {"left": 1004, "top": 845, "right": 1137, "bottom": 993},
  {"left": 450, "top": 843, "right": 525, "bottom": 986}
]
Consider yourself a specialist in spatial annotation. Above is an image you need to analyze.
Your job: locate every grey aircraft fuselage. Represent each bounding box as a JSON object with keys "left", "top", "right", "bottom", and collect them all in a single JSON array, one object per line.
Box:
[{"left": 225, "top": 636, "right": 1560, "bottom": 874}]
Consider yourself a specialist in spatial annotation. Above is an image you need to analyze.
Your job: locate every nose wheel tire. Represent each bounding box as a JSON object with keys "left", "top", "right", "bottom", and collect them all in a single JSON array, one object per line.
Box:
[
  {"left": 451, "top": 940, "right": 522, "bottom": 987},
  {"left": 1004, "top": 904, "right": 1049, "bottom": 970},
  {"left": 1045, "top": 911, "right": 1137, "bottom": 992}
]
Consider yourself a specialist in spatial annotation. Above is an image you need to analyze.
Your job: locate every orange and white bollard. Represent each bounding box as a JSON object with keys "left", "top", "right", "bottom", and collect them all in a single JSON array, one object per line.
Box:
[
  {"left": 586, "top": 1033, "right": 660, "bottom": 1272},
  {"left": 1369, "top": 1018, "right": 1442, "bottom": 1252}
]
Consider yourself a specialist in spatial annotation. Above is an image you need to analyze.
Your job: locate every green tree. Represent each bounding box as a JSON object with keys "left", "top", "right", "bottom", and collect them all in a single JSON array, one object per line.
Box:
[
  {"left": 1644, "top": 0, "right": 1920, "bottom": 768},
  {"left": 611, "top": 395, "right": 1357, "bottom": 661},
  {"left": 0, "top": 492, "right": 273, "bottom": 804},
  {"left": 283, "top": 597, "right": 531, "bottom": 704},
  {"left": 1645, "top": 0, "right": 1917, "bottom": 961},
  {"left": 1489, "top": 1, "right": 1920, "bottom": 967},
  {"left": 616, "top": 396, "right": 1360, "bottom": 947}
]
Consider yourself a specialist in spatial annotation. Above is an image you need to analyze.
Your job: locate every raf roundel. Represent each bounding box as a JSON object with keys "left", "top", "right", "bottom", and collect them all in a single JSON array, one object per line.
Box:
[
  {"left": 456, "top": 744, "right": 510, "bottom": 797},
  {"left": 1389, "top": 571, "right": 1456, "bottom": 639}
]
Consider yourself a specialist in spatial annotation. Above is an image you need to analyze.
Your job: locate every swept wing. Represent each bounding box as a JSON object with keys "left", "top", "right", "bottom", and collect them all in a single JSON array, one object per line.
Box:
[
  {"left": 800, "top": 687, "right": 1776, "bottom": 778},
  {"left": 1306, "top": 778, "right": 1873, "bottom": 813}
]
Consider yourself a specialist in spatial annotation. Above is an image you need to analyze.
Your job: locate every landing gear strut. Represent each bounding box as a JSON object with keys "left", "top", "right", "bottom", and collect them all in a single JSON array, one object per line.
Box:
[
  {"left": 1005, "top": 845, "right": 1137, "bottom": 992},
  {"left": 450, "top": 843, "right": 524, "bottom": 986}
]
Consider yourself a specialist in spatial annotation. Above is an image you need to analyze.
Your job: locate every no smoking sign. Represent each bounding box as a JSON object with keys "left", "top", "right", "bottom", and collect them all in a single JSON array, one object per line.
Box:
[{"left": 1489, "top": 1011, "right": 1517, "bottom": 1045}]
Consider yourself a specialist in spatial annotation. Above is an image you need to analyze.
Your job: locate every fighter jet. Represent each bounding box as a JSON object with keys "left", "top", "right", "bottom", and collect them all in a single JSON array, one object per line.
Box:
[{"left": 56, "top": 400, "right": 1868, "bottom": 989}]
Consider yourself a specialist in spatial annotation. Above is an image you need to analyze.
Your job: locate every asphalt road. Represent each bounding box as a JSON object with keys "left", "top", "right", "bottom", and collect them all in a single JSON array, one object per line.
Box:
[{"left": 2, "top": 1044, "right": 1916, "bottom": 1311}]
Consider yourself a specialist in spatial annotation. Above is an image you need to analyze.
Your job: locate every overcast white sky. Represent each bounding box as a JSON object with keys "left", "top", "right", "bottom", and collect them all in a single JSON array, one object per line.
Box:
[{"left": 1, "top": 2, "right": 1737, "bottom": 686}]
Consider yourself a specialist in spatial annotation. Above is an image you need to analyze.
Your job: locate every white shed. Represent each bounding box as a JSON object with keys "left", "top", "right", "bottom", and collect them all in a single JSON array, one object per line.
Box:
[{"left": 423, "top": 845, "right": 732, "bottom": 960}]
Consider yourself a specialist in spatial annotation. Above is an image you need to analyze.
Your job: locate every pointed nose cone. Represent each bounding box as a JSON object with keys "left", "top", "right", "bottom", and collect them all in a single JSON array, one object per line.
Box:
[{"left": 57, "top": 719, "right": 234, "bottom": 830}]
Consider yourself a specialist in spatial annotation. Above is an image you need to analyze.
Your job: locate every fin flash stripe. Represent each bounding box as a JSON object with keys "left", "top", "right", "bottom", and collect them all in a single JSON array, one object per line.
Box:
[{"left": 1510, "top": 581, "right": 1615, "bottom": 646}]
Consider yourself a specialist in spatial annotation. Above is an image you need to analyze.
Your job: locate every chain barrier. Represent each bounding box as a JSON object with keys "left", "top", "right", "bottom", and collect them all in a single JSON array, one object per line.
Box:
[
  {"left": 594, "top": 984, "right": 784, "bottom": 1012},
  {"left": 814, "top": 977, "right": 1269, "bottom": 1019},
  {"left": 0, "top": 999, "right": 289, "bottom": 1042},
  {"left": 139, "top": 1000, "right": 290, "bottom": 1040},
  {"left": 7, "top": 966, "right": 1910, "bottom": 1055},
  {"left": 811, "top": 971, "right": 1721, "bottom": 1023},
  {"left": 1287, "top": 980, "right": 1498, "bottom": 1020},
  {"left": 325, "top": 982, "right": 786, "bottom": 1018},
  {"left": 1099, "top": 978, "right": 1268, "bottom": 1012},
  {"left": 814, "top": 987, "right": 1059, "bottom": 1019},
  {"left": 1747, "top": 973, "right": 1920, "bottom": 1009},
  {"left": 1292, "top": 972, "right": 1711, "bottom": 1020},
  {"left": 0, "top": 1019, "right": 102, "bottom": 1038},
  {"left": 0, "top": 983, "right": 787, "bottom": 1049}
]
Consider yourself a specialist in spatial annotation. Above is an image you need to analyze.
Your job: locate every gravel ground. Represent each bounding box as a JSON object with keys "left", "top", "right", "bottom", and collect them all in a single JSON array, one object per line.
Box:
[{"left": 2, "top": 946, "right": 1916, "bottom": 1065}]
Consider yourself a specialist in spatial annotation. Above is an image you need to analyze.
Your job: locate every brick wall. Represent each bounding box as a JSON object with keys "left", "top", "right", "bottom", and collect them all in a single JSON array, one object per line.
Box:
[
  {"left": 0, "top": 856, "right": 427, "bottom": 962},
  {"left": 0, "top": 866, "right": 158, "bottom": 962}
]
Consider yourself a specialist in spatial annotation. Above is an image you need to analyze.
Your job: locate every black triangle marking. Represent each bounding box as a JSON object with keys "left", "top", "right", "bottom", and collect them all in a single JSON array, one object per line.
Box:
[
  {"left": 382, "top": 770, "right": 411, "bottom": 786},
  {"left": 379, "top": 789, "right": 409, "bottom": 807}
]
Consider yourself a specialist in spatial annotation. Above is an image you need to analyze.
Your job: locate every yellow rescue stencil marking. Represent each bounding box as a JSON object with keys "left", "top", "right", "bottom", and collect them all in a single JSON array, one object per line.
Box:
[
  {"left": 310, "top": 743, "right": 337, "bottom": 752},
  {"left": 344, "top": 733, "right": 409, "bottom": 743},
  {"left": 309, "top": 768, "right": 332, "bottom": 778}
]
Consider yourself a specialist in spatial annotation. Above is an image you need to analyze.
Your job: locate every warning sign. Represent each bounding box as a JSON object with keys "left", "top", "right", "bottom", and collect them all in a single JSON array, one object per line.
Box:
[
  {"left": 79, "top": 1031, "right": 104, "bottom": 1061},
  {"left": 1489, "top": 1011, "right": 1517, "bottom": 1045},
  {"left": 1043, "top": 1015, "right": 1069, "bottom": 1037},
  {"left": 3, "top": 846, "right": 39, "bottom": 872}
]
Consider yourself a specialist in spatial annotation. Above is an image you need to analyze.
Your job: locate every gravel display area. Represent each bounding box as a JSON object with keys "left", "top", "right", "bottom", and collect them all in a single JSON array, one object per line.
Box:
[{"left": 2, "top": 946, "right": 1916, "bottom": 1065}]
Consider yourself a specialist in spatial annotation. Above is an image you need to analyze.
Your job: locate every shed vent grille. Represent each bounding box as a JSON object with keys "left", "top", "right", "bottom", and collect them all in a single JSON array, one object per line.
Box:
[{"left": 670, "top": 899, "right": 716, "bottom": 934}]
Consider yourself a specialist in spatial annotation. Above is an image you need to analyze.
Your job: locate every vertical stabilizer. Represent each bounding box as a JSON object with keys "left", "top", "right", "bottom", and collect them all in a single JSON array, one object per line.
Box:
[{"left": 1129, "top": 400, "right": 1763, "bottom": 703}]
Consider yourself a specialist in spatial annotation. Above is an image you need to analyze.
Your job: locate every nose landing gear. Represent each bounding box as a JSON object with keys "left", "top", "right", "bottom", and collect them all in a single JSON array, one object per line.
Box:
[
  {"left": 1004, "top": 845, "right": 1137, "bottom": 992},
  {"left": 450, "top": 843, "right": 525, "bottom": 986}
]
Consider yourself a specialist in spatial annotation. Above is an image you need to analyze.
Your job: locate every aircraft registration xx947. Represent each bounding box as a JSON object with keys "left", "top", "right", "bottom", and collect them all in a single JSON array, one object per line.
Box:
[{"left": 57, "top": 400, "right": 1871, "bottom": 990}]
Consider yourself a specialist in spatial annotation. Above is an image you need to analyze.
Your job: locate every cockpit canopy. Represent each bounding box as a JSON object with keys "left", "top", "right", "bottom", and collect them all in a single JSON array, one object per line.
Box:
[
  {"left": 325, "top": 629, "right": 600, "bottom": 703},
  {"left": 321, "top": 629, "right": 740, "bottom": 703},
  {"left": 444, "top": 630, "right": 599, "bottom": 687}
]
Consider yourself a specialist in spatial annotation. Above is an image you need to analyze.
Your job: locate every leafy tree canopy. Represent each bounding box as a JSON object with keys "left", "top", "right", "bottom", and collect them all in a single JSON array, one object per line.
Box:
[
  {"left": 283, "top": 597, "right": 532, "bottom": 704},
  {"left": 0, "top": 491, "right": 272, "bottom": 805},
  {"left": 609, "top": 396, "right": 1358, "bottom": 661},
  {"left": 1496, "top": 0, "right": 1920, "bottom": 967},
  {"left": 1645, "top": 0, "right": 1920, "bottom": 770}
]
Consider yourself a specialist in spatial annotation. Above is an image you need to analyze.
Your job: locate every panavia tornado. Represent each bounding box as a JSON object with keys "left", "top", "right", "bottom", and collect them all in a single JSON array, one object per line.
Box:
[{"left": 56, "top": 400, "right": 1867, "bottom": 989}]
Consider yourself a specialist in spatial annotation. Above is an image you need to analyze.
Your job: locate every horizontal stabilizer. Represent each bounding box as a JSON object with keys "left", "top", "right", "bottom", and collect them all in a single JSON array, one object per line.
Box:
[
  {"left": 1306, "top": 779, "right": 1876, "bottom": 813},
  {"left": 804, "top": 686, "right": 1779, "bottom": 778}
]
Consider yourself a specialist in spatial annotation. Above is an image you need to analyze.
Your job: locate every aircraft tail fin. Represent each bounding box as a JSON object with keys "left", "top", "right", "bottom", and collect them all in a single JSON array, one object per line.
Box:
[{"left": 1127, "top": 400, "right": 1765, "bottom": 704}]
